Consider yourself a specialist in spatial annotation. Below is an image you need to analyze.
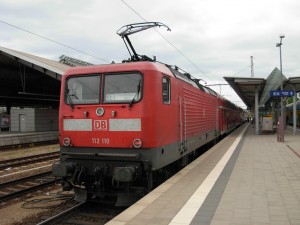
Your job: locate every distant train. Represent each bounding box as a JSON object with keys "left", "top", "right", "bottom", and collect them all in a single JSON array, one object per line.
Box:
[
  {"left": 52, "top": 22, "right": 245, "bottom": 203},
  {"left": 286, "top": 101, "right": 300, "bottom": 127}
]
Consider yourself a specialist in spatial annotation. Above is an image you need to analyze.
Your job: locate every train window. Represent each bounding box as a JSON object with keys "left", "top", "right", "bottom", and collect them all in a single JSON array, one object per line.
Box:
[
  {"left": 103, "top": 73, "right": 142, "bottom": 103},
  {"left": 65, "top": 75, "right": 100, "bottom": 105},
  {"left": 162, "top": 77, "right": 171, "bottom": 104}
]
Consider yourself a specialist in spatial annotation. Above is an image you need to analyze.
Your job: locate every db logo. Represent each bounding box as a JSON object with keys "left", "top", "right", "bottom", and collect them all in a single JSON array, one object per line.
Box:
[{"left": 94, "top": 120, "right": 108, "bottom": 130}]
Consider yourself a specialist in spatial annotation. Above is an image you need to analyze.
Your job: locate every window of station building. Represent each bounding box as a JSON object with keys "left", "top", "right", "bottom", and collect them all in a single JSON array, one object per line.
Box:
[{"left": 162, "top": 77, "right": 171, "bottom": 104}]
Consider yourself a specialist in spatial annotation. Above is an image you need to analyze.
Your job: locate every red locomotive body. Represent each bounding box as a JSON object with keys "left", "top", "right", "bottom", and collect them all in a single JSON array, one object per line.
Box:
[{"left": 52, "top": 61, "right": 243, "bottom": 202}]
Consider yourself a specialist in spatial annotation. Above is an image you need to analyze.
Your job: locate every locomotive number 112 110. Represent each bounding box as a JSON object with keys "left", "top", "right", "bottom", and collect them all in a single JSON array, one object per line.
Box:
[{"left": 92, "top": 137, "right": 110, "bottom": 144}]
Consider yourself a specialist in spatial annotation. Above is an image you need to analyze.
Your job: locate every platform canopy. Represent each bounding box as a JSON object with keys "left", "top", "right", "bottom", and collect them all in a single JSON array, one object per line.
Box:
[
  {"left": 224, "top": 67, "right": 300, "bottom": 110},
  {"left": 0, "top": 46, "right": 71, "bottom": 107},
  {"left": 223, "top": 77, "right": 265, "bottom": 109},
  {"left": 259, "top": 68, "right": 288, "bottom": 107},
  {"left": 284, "top": 76, "right": 300, "bottom": 92}
]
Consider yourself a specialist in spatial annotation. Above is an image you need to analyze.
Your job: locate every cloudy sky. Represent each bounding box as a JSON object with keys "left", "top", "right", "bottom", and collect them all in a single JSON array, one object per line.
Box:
[{"left": 1, "top": 0, "right": 299, "bottom": 108}]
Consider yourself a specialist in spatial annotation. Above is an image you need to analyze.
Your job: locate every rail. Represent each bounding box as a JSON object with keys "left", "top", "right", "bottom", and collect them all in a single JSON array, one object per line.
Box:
[
  {"left": 0, "top": 171, "right": 58, "bottom": 202},
  {"left": 0, "top": 151, "right": 59, "bottom": 170}
]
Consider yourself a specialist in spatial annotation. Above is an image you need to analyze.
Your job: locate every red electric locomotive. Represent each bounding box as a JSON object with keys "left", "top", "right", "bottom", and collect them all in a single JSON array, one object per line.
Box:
[{"left": 52, "top": 22, "right": 244, "bottom": 203}]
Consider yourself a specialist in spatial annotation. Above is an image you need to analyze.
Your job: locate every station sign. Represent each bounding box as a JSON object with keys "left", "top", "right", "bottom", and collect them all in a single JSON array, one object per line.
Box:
[{"left": 269, "top": 90, "right": 295, "bottom": 97}]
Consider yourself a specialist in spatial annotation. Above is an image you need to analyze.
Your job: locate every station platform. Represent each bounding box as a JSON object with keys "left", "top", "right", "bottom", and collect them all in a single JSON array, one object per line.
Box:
[
  {"left": 0, "top": 131, "right": 58, "bottom": 147},
  {"left": 106, "top": 123, "right": 300, "bottom": 225}
]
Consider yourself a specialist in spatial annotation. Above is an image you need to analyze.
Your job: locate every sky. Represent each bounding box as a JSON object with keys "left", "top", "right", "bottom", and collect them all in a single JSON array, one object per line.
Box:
[{"left": 1, "top": 0, "right": 300, "bottom": 109}]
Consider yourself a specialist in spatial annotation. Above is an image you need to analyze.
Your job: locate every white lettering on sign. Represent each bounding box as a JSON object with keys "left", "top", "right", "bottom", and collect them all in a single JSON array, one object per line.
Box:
[{"left": 94, "top": 120, "right": 108, "bottom": 130}]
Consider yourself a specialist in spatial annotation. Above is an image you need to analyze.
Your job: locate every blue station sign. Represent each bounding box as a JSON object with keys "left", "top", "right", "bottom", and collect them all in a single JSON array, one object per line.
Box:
[{"left": 270, "top": 90, "right": 295, "bottom": 97}]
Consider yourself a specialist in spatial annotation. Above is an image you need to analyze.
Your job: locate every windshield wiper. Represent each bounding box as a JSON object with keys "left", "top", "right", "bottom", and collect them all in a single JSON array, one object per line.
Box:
[
  {"left": 65, "top": 89, "right": 75, "bottom": 109},
  {"left": 129, "top": 79, "right": 142, "bottom": 108}
]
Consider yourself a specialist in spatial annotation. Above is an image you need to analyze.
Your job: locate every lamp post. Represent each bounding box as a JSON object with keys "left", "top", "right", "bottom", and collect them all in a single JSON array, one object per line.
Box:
[{"left": 276, "top": 34, "right": 285, "bottom": 142}]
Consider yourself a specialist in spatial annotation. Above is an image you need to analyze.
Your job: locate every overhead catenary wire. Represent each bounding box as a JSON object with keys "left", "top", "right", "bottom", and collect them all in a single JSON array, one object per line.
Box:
[
  {"left": 120, "top": 0, "right": 255, "bottom": 96},
  {"left": 0, "top": 20, "right": 110, "bottom": 63},
  {"left": 1, "top": 12, "right": 249, "bottom": 109},
  {"left": 231, "top": 65, "right": 251, "bottom": 77},
  {"left": 120, "top": 0, "right": 212, "bottom": 83},
  {"left": 1, "top": 15, "right": 249, "bottom": 84}
]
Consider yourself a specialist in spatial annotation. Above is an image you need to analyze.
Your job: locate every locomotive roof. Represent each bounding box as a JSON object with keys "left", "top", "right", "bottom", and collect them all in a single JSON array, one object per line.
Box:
[
  {"left": 63, "top": 61, "right": 225, "bottom": 100},
  {"left": 63, "top": 61, "right": 173, "bottom": 77},
  {"left": 64, "top": 61, "right": 221, "bottom": 97}
]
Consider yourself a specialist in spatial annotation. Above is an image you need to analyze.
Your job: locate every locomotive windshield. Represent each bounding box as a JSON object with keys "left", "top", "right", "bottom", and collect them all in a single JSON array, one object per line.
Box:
[
  {"left": 65, "top": 75, "right": 100, "bottom": 105},
  {"left": 103, "top": 73, "right": 142, "bottom": 103},
  {"left": 65, "top": 73, "right": 142, "bottom": 105}
]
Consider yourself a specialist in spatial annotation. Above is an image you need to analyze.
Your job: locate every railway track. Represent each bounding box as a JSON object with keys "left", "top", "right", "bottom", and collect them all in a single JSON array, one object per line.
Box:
[
  {"left": 0, "top": 151, "right": 60, "bottom": 170},
  {"left": 0, "top": 141, "right": 59, "bottom": 151},
  {"left": 37, "top": 201, "right": 124, "bottom": 225},
  {"left": 0, "top": 171, "right": 58, "bottom": 203}
]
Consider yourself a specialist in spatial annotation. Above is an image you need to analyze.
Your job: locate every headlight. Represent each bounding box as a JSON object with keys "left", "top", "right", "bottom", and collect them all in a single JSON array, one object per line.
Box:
[
  {"left": 96, "top": 107, "right": 105, "bottom": 116},
  {"left": 133, "top": 139, "right": 142, "bottom": 148},
  {"left": 63, "top": 137, "right": 71, "bottom": 146}
]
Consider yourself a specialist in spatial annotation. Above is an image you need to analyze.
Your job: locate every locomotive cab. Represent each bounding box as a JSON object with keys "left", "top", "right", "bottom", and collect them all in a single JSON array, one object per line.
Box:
[{"left": 52, "top": 62, "right": 176, "bottom": 203}]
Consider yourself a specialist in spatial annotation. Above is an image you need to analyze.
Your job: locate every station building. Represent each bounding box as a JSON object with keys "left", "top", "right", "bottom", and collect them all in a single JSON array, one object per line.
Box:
[{"left": 0, "top": 46, "right": 94, "bottom": 145}]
